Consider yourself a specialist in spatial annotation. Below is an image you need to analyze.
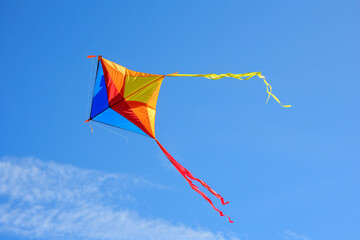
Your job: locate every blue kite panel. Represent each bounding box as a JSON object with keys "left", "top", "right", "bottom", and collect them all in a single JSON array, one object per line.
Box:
[
  {"left": 91, "top": 61, "right": 109, "bottom": 118},
  {"left": 93, "top": 108, "right": 147, "bottom": 136}
]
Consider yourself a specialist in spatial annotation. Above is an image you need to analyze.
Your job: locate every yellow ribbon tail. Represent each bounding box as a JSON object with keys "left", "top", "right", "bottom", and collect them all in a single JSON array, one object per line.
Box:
[
  {"left": 256, "top": 73, "right": 292, "bottom": 108},
  {"left": 167, "top": 72, "right": 291, "bottom": 108}
]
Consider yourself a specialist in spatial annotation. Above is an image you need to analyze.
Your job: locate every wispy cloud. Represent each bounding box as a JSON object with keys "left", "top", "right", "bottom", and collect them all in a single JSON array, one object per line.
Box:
[
  {"left": 284, "top": 230, "right": 311, "bottom": 240},
  {"left": 0, "top": 157, "right": 238, "bottom": 240}
]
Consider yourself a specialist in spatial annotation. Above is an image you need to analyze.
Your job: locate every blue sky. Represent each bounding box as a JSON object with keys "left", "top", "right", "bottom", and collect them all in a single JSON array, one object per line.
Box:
[{"left": 0, "top": 0, "right": 359, "bottom": 239}]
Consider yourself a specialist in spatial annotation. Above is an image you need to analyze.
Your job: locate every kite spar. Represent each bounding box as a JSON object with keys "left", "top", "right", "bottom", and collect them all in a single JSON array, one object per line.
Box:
[{"left": 86, "top": 55, "right": 291, "bottom": 223}]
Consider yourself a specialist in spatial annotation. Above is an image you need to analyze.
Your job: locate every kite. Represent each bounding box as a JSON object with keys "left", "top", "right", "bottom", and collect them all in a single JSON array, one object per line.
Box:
[{"left": 85, "top": 55, "right": 291, "bottom": 223}]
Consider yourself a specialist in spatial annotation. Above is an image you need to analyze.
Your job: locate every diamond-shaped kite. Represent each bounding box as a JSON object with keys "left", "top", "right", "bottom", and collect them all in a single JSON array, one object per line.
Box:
[{"left": 86, "top": 55, "right": 291, "bottom": 223}]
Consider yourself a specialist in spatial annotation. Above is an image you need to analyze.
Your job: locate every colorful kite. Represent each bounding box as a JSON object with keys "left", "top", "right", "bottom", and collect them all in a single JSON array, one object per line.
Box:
[{"left": 85, "top": 55, "right": 291, "bottom": 223}]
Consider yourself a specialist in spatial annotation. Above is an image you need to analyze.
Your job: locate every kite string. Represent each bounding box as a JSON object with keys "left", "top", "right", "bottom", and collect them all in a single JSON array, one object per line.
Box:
[
  {"left": 155, "top": 139, "right": 233, "bottom": 223},
  {"left": 90, "top": 122, "right": 94, "bottom": 133},
  {"left": 91, "top": 121, "right": 129, "bottom": 144}
]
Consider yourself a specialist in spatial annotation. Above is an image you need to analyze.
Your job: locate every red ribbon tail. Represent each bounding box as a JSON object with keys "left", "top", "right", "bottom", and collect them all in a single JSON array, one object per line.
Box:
[{"left": 155, "top": 139, "right": 232, "bottom": 223}]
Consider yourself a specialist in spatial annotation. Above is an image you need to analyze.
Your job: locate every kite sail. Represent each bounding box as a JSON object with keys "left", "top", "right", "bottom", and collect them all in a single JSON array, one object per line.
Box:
[{"left": 86, "top": 55, "right": 291, "bottom": 223}]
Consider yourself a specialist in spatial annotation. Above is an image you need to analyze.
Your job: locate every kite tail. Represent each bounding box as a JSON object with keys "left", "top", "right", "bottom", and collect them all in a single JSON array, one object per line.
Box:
[
  {"left": 155, "top": 139, "right": 233, "bottom": 223},
  {"left": 167, "top": 72, "right": 291, "bottom": 108}
]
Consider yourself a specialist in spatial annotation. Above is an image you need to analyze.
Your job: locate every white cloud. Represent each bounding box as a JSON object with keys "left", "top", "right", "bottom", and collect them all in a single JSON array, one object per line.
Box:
[
  {"left": 0, "top": 157, "right": 238, "bottom": 240},
  {"left": 284, "top": 230, "right": 311, "bottom": 240}
]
